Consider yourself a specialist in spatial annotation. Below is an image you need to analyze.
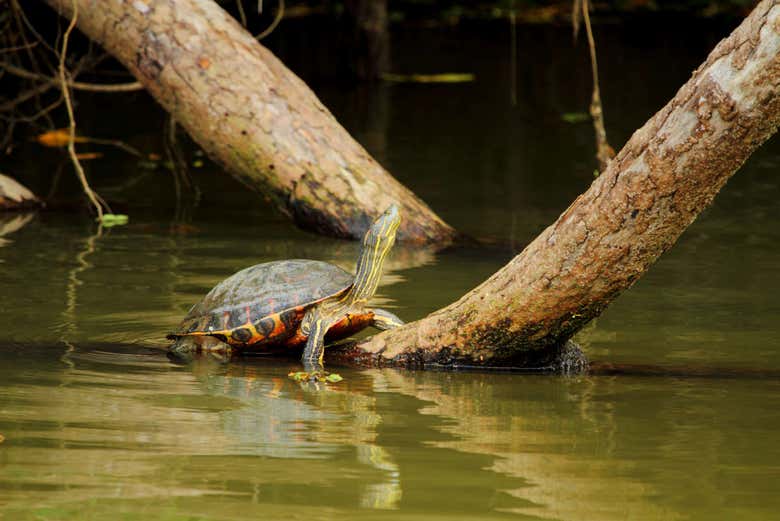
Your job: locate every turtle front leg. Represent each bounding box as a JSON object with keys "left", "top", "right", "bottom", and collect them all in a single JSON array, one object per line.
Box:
[
  {"left": 301, "top": 308, "right": 340, "bottom": 368},
  {"left": 371, "top": 308, "right": 404, "bottom": 330}
]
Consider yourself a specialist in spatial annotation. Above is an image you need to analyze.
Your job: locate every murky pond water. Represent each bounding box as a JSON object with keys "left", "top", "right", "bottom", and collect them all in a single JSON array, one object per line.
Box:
[{"left": 2, "top": 16, "right": 780, "bottom": 520}]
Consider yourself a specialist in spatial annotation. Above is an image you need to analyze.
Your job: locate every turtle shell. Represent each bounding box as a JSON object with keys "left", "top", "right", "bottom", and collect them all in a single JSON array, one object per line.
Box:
[{"left": 169, "top": 259, "right": 353, "bottom": 348}]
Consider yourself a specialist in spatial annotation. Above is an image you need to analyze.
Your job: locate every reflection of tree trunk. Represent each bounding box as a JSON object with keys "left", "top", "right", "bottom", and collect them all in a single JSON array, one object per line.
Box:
[
  {"left": 343, "top": 2, "right": 780, "bottom": 369},
  {"left": 43, "top": 0, "right": 453, "bottom": 244},
  {"left": 344, "top": 0, "right": 389, "bottom": 80}
]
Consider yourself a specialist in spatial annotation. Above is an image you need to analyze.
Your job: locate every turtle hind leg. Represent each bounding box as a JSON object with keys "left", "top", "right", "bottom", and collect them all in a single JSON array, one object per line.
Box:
[{"left": 371, "top": 308, "right": 404, "bottom": 330}]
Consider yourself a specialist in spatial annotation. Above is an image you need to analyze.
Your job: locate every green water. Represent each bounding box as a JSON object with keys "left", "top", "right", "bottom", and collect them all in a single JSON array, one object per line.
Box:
[{"left": 2, "top": 17, "right": 780, "bottom": 520}]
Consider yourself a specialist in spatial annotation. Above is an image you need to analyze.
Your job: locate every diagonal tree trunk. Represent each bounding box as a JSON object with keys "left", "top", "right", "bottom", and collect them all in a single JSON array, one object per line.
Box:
[
  {"left": 342, "top": 1, "right": 780, "bottom": 370},
  {"left": 42, "top": 0, "right": 456, "bottom": 244}
]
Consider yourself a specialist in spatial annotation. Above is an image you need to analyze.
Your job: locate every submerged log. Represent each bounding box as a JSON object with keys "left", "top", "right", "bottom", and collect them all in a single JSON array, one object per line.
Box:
[
  {"left": 344, "top": 1, "right": 780, "bottom": 370},
  {"left": 43, "top": 0, "right": 455, "bottom": 244}
]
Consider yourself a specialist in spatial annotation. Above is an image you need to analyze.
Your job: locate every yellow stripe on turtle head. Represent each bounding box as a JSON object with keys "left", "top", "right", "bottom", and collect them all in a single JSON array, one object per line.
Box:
[{"left": 348, "top": 205, "right": 401, "bottom": 304}]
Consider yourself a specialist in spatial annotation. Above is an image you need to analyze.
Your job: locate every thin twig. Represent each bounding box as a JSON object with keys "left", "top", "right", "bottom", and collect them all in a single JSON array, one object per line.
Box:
[
  {"left": 11, "top": 0, "right": 59, "bottom": 58},
  {"left": 581, "top": 0, "right": 614, "bottom": 173},
  {"left": 0, "top": 80, "right": 52, "bottom": 112},
  {"left": 9, "top": 0, "right": 52, "bottom": 125},
  {"left": 236, "top": 0, "right": 248, "bottom": 27},
  {"left": 84, "top": 136, "right": 142, "bottom": 157},
  {"left": 68, "top": 79, "right": 143, "bottom": 92},
  {"left": 256, "top": 0, "right": 284, "bottom": 40},
  {"left": 572, "top": 0, "right": 582, "bottom": 41},
  {"left": 2, "top": 61, "right": 142, "bottom": 92},
  {"left": 509, "top": 1, "right": 517, "bottom": 107},
  {"left": 58, "top": 0, "right": 107, "bottom": 219},
  {"left": 4, "top": 94, "right": 63, "bottom": 123},
  {"left": 0, "top": 41, "right": 38, "bottom": 54}
]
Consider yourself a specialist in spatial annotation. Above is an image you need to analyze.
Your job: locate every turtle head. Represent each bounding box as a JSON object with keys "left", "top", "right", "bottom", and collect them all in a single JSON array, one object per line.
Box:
[
  {"left": 363, "top": 204, "right": 401, "bottom": 251},
  {"left": 348, "top": 204, "right": 401, "bottom": 304}
]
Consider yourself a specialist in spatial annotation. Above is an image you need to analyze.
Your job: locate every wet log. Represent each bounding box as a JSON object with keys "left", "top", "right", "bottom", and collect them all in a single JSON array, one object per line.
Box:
[
  {"left": 43, "top": 0, "right": 455, "bottom": 244},
  {"left": 344, "top": 1, "right": 780, "bottom": 370}
]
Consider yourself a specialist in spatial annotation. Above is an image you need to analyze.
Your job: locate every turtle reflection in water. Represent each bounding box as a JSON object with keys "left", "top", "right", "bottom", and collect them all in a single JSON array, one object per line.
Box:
[{"left": 168, "top": 205, "right": 404, "bottom": 374}]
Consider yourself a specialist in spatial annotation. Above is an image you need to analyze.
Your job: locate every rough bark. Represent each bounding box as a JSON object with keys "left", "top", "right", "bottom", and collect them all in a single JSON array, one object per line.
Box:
[
  {"left": 42, "top": 0, "right": 455, "bottom": 244},
  {"left": 345, "top": 1, "right": 780, "bottom": 368}
]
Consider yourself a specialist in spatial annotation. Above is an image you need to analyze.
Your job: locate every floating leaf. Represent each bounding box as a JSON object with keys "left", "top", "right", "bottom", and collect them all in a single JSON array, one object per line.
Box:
[
  {"left": 561, "top": 112, "right": 591, "bottom": 124},
  {"left": 99, "top": 214, "right": 129, "bottom": 227},
  {"left": 288, "top": 371, "right": 343, "bottom": 383},
  {"left": 288, "top": 371, "right": 308, "bottom": 382},
  {"left": 0, "top": 433, "right": 5, "bottom": 443},
  {"left": 381, "top": 72, "right": 475, "bottom": 84}
]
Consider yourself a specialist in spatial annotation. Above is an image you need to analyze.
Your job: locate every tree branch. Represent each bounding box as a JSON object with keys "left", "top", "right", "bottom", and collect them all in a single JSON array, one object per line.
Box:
[
  {"left": 58, "top": 0, "right": 107, "bottom": 219},
  {"left": 1, "top": 61, "right": 143, "bottom": 92},
  {"left": 346, "top": 0, "right": 780, "bottom": 369}
]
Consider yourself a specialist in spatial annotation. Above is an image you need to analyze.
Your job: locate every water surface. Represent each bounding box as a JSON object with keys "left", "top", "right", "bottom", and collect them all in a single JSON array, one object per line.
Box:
[{"left": 1, "top": 16, "right": 779, "bottom": 520}]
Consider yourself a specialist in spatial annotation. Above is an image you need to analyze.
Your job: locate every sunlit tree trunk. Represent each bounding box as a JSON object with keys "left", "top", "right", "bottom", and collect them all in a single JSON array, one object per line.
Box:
[
  {"left": 43, "top": 0, "right": 455, "bottom": 244},
  {"left": 340, "top": 1, "right": 780, "bottom": 370}
]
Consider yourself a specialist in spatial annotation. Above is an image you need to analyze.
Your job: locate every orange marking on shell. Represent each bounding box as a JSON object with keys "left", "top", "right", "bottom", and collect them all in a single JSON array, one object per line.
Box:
[
  {"left": 222, "top": 311, "right": 230, "bottom": 329},
  {"left": 270, "top": 314, "right": 286, "bottom": 338},
  {"left": 245, "top": 322, "right": 264, "bottom": 345},
  {"left": 245, "top": 306, "right": 251, "bottom": 323},
  {"left": 198, "top": 56, "right": 211, "bottom": 70}
]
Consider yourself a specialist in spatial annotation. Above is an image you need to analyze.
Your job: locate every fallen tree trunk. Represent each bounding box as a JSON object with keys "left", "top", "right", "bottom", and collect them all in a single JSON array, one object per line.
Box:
[
  {"left": 42, "top": 0, "right": 456, "bottom": 244},
  {"left": 343, "top": 1, "right": 780, "bottom": 369}
]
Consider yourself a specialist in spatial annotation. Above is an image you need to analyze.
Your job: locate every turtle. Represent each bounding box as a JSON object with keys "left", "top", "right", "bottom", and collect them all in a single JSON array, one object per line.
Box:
[{"left": 167, "top": 204, "right": 404, "bottom": 368}]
